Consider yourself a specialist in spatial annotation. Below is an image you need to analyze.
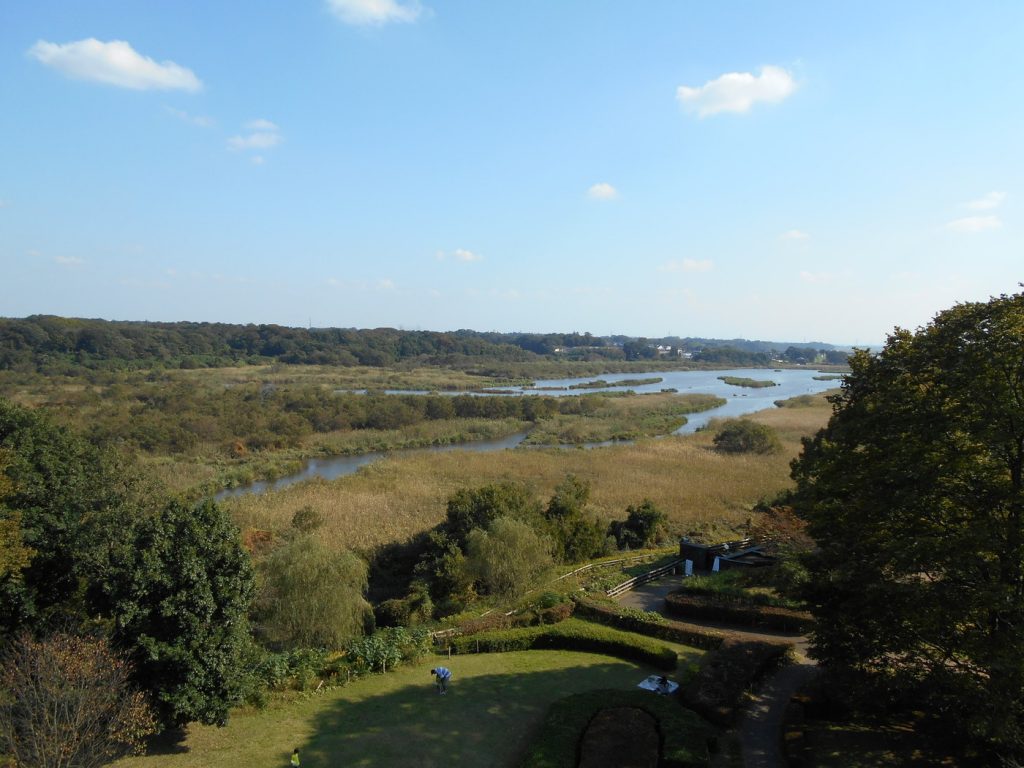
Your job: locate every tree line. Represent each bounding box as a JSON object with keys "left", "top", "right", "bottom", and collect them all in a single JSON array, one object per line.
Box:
[{"left": 0, "top": 316, "right": 847, "bottom": 374}]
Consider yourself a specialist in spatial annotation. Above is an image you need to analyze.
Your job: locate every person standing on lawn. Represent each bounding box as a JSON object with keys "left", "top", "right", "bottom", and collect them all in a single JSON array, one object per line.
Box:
[
  {"left": 431, "top": 666, "right": 452, "bottom": 695},
  {"left": 290, "top": 747, "right": 300, "bottom": 766}
]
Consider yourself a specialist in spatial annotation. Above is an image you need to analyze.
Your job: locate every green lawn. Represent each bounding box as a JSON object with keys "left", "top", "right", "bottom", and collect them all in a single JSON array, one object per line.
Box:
[{"left": 116, "top": 648, "right": 702, "bottom": 768}]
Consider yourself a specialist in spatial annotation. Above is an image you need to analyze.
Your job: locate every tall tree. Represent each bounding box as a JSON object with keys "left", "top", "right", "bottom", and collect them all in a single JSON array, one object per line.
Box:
[
  {"left": 791, "top": 292, "right": 1024, "bottom": 757},
  {"left": 103, "top": 499, "right": 255, "bottom": 729}
]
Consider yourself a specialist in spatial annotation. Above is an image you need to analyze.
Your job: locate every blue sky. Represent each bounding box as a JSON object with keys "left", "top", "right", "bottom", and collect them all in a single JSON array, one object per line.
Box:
[{"left": 2, "top": 1, "right": 1021, "bottom": 345}]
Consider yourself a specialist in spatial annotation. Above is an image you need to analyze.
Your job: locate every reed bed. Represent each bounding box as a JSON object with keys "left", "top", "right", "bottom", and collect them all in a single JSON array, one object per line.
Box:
[{"left": 225, "top": 397, "right": 832, "bottom": 553}]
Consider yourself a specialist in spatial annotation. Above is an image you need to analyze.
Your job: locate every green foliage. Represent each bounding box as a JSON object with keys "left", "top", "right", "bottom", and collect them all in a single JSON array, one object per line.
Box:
[
  {"left": 521, "top": 688, "right": 715, "bottom": 768},
  {"left": 681, "top": 638, "right": 792, "bottom": 725},
  {"left": 716, "top": 375, "right": 778, "bottom": 388},
  {"left": 790, "top": 291, "right": 1024, "bottom": 757},
  {"left": 446, "top": 618, "right": 678, "bottom": 670},
  {"left": 607, "top": 498, "right": 667, "bottom": 549},
  {"left": 664, "top": 590, "right": 812, "bottom": 633},
  {"left": 0, "top": 398, "right": 147, "bottom": 632},
  {"left": 104, "top": 499, "right": 255, "bottom": 730},
  {"left": 572, "top": 597, "right": 726, "bottom": 651},
  {"left": 442, "top": 482, "right": 542, "bottom": 547},
  {"left": 344, "top": 626, "right": 431, "bottom": 673},
  {"left": 544, "top": 475, "right": 607, "bottom": 563},
  {"left": 289, "top": 505, "right": 324, "bottom": 534},
  {"left": 256, "top": 535, "right": 371, "bottom": 649},
  {"left": 465, "top": 516, "right": 554, "bottom": 599},
  {"left": 712, "top": 419, "right": 781, "bottom": 454}
]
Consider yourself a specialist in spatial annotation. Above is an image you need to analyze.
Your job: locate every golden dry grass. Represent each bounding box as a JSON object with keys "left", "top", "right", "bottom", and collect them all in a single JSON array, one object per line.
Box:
[{"left": 225, "top": 394, "right": 833, "bottom": 553}]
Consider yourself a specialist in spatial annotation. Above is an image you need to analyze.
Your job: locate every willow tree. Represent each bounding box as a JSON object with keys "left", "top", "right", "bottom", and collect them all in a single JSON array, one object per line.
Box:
[{"left": 791, "top": 292, "right": 1024, "bottom": 756}]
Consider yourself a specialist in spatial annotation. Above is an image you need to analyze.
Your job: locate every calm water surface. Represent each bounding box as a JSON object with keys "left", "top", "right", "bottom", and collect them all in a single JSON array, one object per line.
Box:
[{"left": 217, "top": 368, "right": 839, "bottom": 500}]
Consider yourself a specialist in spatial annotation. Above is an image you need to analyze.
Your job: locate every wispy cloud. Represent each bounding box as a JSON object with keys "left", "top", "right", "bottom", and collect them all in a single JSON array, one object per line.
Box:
[
  {"left": 587, "top": 182, "right": 618, "bottom": 201},
  {"left": 660, "top": 258, "right": 713, "bottom": 273},
  {"left": 946, "top": 215, "right": 1002, "bottom": 233},
  {"left": 676, "top": 65, "right": 796, "bottom": 117},
  {"left": 228, "top": 119, "right": 282, "bottom": 152},
  {"left": 164, "top": 106, "right": 214, "bottom": 127},
  {"left": 54, "top": 255, "right": 85, "bottom": 266},
  {"left": 29, "top": 38, "right": 201, "bottom": 91},
  {"left": 436, "top": 249, "right": 483, "bottom": 262},
  {"left": 799, "top": 270, "right": 834, "bottom": 284},
  {"left": 966, "top": 191, "right": 1006, "bottom": 211},
  {"left": 326, "top": 0, "right": 424, "bottom": 25},
  {"left": 781, "top": 229, "right": 810, "bottom": 240}
]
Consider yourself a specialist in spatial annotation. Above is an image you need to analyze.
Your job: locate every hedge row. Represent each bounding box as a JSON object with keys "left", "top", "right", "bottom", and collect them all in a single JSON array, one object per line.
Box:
[
  {"left": 454, "top": 602, "right": 575, "bottom": 637},
  {"left": 445, "top": 618, "right": 678, "bottom": 671},
  {"left": 520, "top": 689, "right": 716, "bottom": 768},
  {"left": 664, "top": 591, "right": 813, "bottom": 633},
  {"left": 681, "top": 638, "right": 793, "bottom": 725},
  {"left": 573, "top": 597, "right": 727, "bottom": 651}
]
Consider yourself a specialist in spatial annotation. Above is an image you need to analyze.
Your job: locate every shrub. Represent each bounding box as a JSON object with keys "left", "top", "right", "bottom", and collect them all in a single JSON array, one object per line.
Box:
[
  {"left": 664, "top": 591, "right": 812, "bottom": 633},
  {"left": 711, "top": 419, "right": 781, "bottom": 454},
  {"left": 521, "top": 689, "right": 716, "bottom": 768},
  {"left": 345, "top": 626, "right": 431, "bottom": 673},
  {"left": 465, "top": 516, "right": 554, "bottom": 599},
  {"left": 446, "top": 618, "right": 677, "bottom": 670},
  {"left": 607, "top": 499, "right": 668, "bottom": 550},
  {"left": 682, "top": 639, "right": 792, "bottom": 725},
  {"left": 573, "top": 597, "right": 726, "bottom": 651}
]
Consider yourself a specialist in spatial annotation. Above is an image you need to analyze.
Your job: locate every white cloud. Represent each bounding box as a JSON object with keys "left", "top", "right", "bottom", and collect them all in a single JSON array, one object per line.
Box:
[
  {"left": 164, "top": 106, "right": 214, "bottom": 127},
  {"left": 377, "top": 278, "right": 396, "bottom": 290},
  {"left": 228, "top": 119, "right": 282, "bottom": 152},
  {"left": 799, "top": 270, "right": 833, "bottom": 284},
  {"left": 251, "top": 156, "right": 265, "bottom": 165},
  {"left": 966, "top": 191, "right": 1006, "bottom": 211},
  {"left": 453, "top": 248, "right": 482, "bottom": 262},
  {"left": 326, "top": 0, "right": 423, "bottom": 25},
  {"left": 54, "top": 255, "right": 85, "bottom": 266},
  {"left": 782, "top": 229, "right": 810, "bottom": 240},
  {"left": 587, "top": 182, "right": 618, "bottom": 200},
  {"left": 660, "top": 258, "right": 713, "bottom": 273},
  {"left": 29, "top": 38, "right": 201, "bottom": 92},
  {"left": 946, "top": 215, "right": 1002, "bottom": 233},
  {"left": 676, "top": 65, "right": 796, "bottom": 117}
]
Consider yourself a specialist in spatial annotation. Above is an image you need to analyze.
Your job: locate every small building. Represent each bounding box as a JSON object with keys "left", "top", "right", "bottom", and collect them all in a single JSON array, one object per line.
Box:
[{"left": 679, "top": 537, "right": 776, "bottom": 572}]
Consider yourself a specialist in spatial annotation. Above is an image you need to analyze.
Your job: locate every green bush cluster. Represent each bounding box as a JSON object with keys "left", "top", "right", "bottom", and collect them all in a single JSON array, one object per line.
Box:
[
  {"left": 664, "top": 591, "right": 812, "bottom": 633},
  {"left": 445, "top": 618, "right": 677, "bottom": 671},
  {"left": 573, "top": 597, "right": 726, "bottom": 651},
  {"left": 681, "top": 638, "right": 792, "bottom": 725},
  {"left": 344, "top": 626, "right": 431, "bottom": 673},
  {"left": 711, "top": 419, "right": 782, "bottom": 454},
  {"left": 521, "top": 688, "right": 716, "bottom": 768}
]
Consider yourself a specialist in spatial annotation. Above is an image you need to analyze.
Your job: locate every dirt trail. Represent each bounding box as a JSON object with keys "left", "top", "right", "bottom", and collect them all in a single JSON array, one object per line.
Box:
[{"left": 615, "top": 576, "right": 817, "bottom": 768}]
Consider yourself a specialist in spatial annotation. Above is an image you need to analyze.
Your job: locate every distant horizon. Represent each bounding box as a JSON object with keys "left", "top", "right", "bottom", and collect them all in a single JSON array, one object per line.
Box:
[
  {"left": 1, "top": 311, "right": 879, "bottom": 351},
  {"left": 3, "top": 2, "right": 1019, "bottom": 345}
]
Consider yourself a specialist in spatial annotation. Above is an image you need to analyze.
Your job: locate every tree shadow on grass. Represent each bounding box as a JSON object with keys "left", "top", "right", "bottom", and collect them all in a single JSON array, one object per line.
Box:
[{"left": 295, "top": 658, "right": 657, "bottom": 768}]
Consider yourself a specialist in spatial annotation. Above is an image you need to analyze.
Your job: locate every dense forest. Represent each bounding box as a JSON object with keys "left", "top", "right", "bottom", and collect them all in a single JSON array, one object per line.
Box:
[{"left": 0, "top": 316, "right": 849, "bottom": 372}]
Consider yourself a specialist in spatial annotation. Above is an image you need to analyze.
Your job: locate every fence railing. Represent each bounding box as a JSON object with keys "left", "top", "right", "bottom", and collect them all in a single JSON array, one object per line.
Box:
[{"left": 605, "top": 558, "right": 683, "bottom": 598}]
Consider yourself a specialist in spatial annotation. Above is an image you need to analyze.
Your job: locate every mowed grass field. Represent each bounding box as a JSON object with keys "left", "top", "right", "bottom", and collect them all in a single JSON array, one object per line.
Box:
[
  {"left": 113, "top": 647, "right": 702, "bottom": 768},
  {"left": 225, "top": 394, "right": 835, "bottom": 551}
]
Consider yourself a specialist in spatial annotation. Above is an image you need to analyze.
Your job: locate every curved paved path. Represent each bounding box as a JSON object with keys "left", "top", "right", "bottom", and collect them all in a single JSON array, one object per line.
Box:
[{"left": 615, "top": 576, "right": 817, "bottom": 768}]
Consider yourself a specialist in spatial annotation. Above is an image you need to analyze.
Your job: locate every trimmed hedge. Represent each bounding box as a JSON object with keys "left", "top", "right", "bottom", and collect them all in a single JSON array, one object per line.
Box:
[
  {"left": 681, "top": 638, "right": 792, "bottom": 725},
  {"left": 445, "top": 618, "right": 678, "bottom": 671},
  {"left": 664, "top": 591, "right": 812, "bottom": 633},
  {"left": 520, "top": 689, "right": 716, "bottom": 768},
  {"left": 573, "top": 597, "right": 727, "bottom": 651}
]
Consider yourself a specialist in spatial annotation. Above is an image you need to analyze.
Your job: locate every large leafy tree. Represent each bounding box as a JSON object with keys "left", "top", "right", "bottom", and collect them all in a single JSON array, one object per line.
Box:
[
  {"left": 791, "top": 292, "right": 1024, "bottom": 756},
  {"left": 104, "top": 499, "right": 255, "bottom": 729}
]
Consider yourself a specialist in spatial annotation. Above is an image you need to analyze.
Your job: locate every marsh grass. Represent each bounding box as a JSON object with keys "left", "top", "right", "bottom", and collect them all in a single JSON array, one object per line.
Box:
[
  {"left": 224, "top": 396, "right": 832, "bottom": 552},
  {"left": 523, "top": 392, "right": 724, "bottom": 445}
]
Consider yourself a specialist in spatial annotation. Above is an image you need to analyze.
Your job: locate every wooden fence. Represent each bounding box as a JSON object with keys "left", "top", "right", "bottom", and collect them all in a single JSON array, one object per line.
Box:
[{"left": 605, "top": 558, "right": 683, "bottom": 598}]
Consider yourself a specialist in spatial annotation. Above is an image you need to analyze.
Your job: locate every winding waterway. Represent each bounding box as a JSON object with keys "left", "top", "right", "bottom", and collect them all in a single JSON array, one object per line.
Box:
[{"left": 215, "top": 367, "right": 839, "bottom": 501}]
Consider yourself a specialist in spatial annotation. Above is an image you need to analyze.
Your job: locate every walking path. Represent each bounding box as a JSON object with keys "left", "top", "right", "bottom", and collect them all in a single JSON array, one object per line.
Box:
[{"left": 615, "top": 575, "right": 817, "bottom": 768}]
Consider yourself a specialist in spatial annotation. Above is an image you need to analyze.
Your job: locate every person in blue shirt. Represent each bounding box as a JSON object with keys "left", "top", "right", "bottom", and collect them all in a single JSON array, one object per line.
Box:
[{"left": 430, "top": 667, "right": 452, "bottom": 695}]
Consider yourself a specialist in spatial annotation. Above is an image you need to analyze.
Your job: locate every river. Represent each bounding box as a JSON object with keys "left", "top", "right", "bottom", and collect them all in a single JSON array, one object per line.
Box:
[{"left": 215, "top": 367, "right": 839, "bottom": 501}]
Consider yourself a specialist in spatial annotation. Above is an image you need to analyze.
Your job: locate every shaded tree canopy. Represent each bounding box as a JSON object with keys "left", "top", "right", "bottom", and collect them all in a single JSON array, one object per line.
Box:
[{"left": 791, "top": 292, "right": 1024, "bottom": 757}]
